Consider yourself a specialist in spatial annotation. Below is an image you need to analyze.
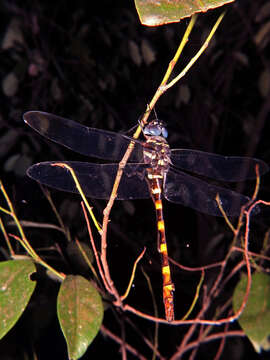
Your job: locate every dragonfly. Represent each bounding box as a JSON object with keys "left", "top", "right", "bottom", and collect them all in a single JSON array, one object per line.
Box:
[{"left": 24, "top": 111, "right": 268, "bottom": 321}]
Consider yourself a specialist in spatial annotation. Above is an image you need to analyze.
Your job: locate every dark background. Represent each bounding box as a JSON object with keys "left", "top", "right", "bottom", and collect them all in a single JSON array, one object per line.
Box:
[{"left": 0, "top": 0, "right": 270, "bottom": 359}]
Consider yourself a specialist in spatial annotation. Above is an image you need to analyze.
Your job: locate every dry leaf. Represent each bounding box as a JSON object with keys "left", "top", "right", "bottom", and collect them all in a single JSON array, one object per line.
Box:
[
  {"left": 2, "top": 72, "right": 19, "bottom": 97},
  {"left": 254, "top": 21, "right": 270, "bottom": 48},
  {"left": 129, "top": 40, "right": 142, "bottom": 66},
  {"left": 258, "top": 68, "right": 270, "bottom": 98},
  {"left": 141, "top": 39, "right": 156, "bottom": 65}
]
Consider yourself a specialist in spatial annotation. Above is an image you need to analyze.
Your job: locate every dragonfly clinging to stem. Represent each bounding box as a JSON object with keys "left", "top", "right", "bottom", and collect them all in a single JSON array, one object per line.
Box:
[{"left": 24, "top": 111, "right": 269, "bottom": 321}]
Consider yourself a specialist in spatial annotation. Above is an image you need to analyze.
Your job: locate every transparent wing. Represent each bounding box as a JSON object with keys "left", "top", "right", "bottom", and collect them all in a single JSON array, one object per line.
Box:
[
  {"left": 23, "top": 111, "right": 144, "bottom": 162},
  {"left": 164, "top": 168, "right": 253, "bottom": 217},
  {"left": 27, "top": 161, "right": 150, "bottom": 200},
  {"left": 27, "top": 160, "right": 255, "bottom": 217},
  {"left": 170, "top": 149, "right": 268, "bottom": 181}
]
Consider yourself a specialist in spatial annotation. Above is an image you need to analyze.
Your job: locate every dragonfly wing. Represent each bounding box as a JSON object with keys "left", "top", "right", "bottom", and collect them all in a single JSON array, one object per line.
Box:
[
  {"left": 27, "top": 161, "right": 151, "bottom": 200},
  {"left": 170, "top": 149, "right": 269, "bottom": 181},
  {"left": 164, "top": 169, "right": 253, "bottom": 217},
  {"left": 23, "top": 111, "right": 143, "bottom": 162}
]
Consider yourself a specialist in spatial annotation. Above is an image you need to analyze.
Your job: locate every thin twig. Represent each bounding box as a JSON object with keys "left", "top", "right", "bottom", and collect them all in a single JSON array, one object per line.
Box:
[
  {"left": 100, "top": 325, "right": 147, "bottom": 360},
  {"left": 121, "top": 247, "right": 146, "bottom": 301},
  {"left": 81, "top": 202, "right": 109, "bottom": 292}
]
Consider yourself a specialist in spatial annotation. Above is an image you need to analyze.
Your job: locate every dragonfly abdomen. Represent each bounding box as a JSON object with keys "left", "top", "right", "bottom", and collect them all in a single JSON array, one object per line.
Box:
[{"left": 147, "top": 173, "right": 175, "bottom": 321}]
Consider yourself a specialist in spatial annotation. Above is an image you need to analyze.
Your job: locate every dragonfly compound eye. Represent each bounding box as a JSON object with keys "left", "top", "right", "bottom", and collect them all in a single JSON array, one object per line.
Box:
[{"left": 144, "top": 122, "right": 168, "bottom": 138}]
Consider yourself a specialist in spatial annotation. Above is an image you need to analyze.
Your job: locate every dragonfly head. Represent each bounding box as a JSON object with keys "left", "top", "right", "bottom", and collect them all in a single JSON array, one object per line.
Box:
[{"left": 143, "top": 119, "right": 168, "bottom": 138}]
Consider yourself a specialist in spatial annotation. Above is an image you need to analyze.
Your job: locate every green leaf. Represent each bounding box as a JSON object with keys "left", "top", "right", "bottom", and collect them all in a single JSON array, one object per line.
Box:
[
  {"left": 57, "top": 275, "right": 103, "bottom": 360},
  {"left": 135, "top": 0, "right": 234, "bottom": 26},
  {"left": 233, "top": 272, "right": 270, "bottom": 353},
  {"left": 0, "top": 259, "right": 36, "bottom": 340}
]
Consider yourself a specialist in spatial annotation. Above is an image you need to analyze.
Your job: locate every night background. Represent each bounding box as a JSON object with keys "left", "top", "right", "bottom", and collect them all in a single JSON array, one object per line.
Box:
[{"left": 1, "top": 0, "right": 270, "bottom": 359}]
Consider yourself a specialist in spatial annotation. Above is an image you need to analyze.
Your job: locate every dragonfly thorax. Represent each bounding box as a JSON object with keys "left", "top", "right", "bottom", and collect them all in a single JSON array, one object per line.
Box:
[{"left": 143, "top": 136, "right": 171, "bottom": 173}]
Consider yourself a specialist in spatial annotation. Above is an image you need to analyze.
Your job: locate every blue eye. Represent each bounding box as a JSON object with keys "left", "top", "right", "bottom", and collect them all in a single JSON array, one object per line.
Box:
[
  {"left": 162, "top": 127, "right": 168, "bottom": 138},
  {"left": 144, "top": 125, "right": 160, "bottom": 136},
  {"left": 143, "top": 121, "right": 168, "bottom": 138},
  {"left": 152, "top": 126, "right": 162, "bottom": 136}
]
